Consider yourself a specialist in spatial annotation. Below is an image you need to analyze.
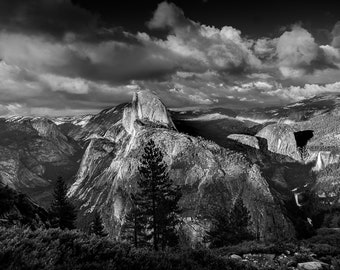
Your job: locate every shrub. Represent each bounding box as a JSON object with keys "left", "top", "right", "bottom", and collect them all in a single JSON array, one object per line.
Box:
[
  {"left": 215, "top": 240, "right": 299, "bottom": 256},
  {"left": 306, "top": 230, "right": 340, "bottom": 247},
  {"left": 0, "top": 227, "right": 257, "bottom": 270}
]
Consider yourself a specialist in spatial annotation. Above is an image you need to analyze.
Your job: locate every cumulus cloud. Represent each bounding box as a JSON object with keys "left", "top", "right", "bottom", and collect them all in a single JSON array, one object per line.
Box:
[
  {"left": 232, "top": 81, "right": 274, "bottom": 92},
  {"left": 147, "top": 1, "right": 261, "bottom": 73},
  {"left": 147, "top": 1, "right": 190, "bottom": 31},
  {"left": 253, "top": 38, "right": 277, "bottom": 60},
  {"left": 277, "top": 26, "right": 318, "bottom": 77},
  {"left": 267, "top": 82, "right": 340, "bottom": 102},
  {"left": 276, "top": 26, "right": 339, "bottom": 78}
]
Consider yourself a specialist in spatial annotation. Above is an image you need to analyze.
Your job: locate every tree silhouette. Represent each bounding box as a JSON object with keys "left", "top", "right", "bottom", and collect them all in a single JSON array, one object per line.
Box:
[
  {"left": 50, "top": 177, "right": 77, "bottom": 230},
  {"left": 90, "top": 212, "right": 107, "bottom": 237},
  {"left": 0, "top": 184, "right": 15, "bottom": 217},
  {"left": 206, "top": 197, "right": 253, "bottom": 247},
  {"left": 122, "top": 139, "right": 181, "bottom": 250},
  {"left": 121, "top": 195, "right": 147, "bottom": 248}
]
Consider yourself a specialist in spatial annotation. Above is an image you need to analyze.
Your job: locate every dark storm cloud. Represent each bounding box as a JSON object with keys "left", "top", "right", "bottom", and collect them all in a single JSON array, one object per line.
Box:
[{"left": 0, "top": 0, "right": 98, "bottom": 39}]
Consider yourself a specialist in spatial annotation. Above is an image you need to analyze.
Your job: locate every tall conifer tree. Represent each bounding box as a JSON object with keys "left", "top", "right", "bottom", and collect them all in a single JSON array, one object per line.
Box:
[
  {"left": 50, "top": 177, "right": 77, "bottom": 230},
  {"left": 90, "top": 212, "right": 107, "bottom": 237},
  {"left": 206, "top": 197, "right": 253, "bottom": 247},
  {"left": 122, "top": 139, "right": 181, "bottom": 250}
]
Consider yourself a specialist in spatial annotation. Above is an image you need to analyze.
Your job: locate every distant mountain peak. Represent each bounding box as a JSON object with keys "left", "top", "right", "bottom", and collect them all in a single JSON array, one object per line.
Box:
[{"left": 122, "top": 90, "right": 176, "bottom": 134}]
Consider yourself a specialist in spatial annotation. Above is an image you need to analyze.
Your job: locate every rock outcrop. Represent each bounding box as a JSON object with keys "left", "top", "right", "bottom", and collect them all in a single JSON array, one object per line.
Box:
[
  {"left": 69, "top": 90, "right": 295, "bottom": 244},
  {"left": 122, "top": 90, "right": 175, "bottom": 135},
  {"left": 227, "top": 134, "right": 260, "bottom": 149},
  {"left": 256, "top": 124, "right": 301, "bottom": 160}
]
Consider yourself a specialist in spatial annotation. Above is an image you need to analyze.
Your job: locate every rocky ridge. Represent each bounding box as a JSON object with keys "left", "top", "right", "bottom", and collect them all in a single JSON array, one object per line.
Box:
[
  {"left": 68, "top": 90, "right": 296, "bottom": 243},
  {"left": 0, "top": 116, "right": 82, "bottom": 206}
]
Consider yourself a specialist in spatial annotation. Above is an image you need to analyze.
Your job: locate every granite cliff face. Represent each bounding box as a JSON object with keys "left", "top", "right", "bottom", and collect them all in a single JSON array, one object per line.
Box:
[
  {"left": 0, "top": 117, "right": 82, "bottom": 206},
  {"left": 256, "top": 124, "right": 302, "bottom": 161},
  {"left": 227, "top": 134, "right": 261, "bottom": 149},
  {"left": 233, "top": 94, "right": 340, "bottom": 205},
  {"left": 69, "top": 90, "right": 295, "bottom": 243}
]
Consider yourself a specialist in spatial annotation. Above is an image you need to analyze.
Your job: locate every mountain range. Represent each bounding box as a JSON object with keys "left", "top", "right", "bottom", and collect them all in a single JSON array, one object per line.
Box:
[{"left": 1, "top": 90, "right": 340, "bottom": 244}]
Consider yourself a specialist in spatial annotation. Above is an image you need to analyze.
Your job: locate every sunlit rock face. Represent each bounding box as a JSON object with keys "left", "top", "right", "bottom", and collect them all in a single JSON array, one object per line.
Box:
[
  {"left": 69, "top": 90, "right": 295, "bottom": 244},
  {"left": 0, "top": 117, "right": 82, "bottom": 206},
  {"left": 122, "top": 90, "right": 176, "bottom": 135},
  {"left": 306, "top": 151, "right": 340, "bottom": 196},
  {"left": 256, "top": 124, "right": 301, "bottom": 160},
  {"left": 227, "top": 134, "right": 261, "bottom": 149},
  {"left": 308, "top": 151, "right": 340, "bottom": 171}
]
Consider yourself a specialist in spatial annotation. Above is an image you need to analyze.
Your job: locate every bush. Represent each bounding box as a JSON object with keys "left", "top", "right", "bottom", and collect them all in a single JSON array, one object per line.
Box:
[
  {"left": 0, "top": 227, "right": 257, "bottom": 270},
  {"left": 308, "top": 244, "right": 340, "bottom": 257},
  {"left": 215, "top": 240, "right": 299, "bottom": 256},
  {"left": 306, "top": 229, "right": 340, "bottom": 247}
]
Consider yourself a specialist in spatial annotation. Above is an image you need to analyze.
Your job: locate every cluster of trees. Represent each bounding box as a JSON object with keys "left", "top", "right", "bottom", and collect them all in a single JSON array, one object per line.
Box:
[
  {"left": 205, "top": 197, "right": 254, "bottom": 248},
  {"left": 121, "top": 139, "right": 253, "bottom": 250},
  {"left": 49, "top": 177, "right": 106, "bottom": 237}
]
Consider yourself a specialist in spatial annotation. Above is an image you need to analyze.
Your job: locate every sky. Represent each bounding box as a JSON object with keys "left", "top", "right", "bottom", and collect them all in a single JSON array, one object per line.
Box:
[{"left": 0, "top": 0, "right": 340, "bottom": 116}]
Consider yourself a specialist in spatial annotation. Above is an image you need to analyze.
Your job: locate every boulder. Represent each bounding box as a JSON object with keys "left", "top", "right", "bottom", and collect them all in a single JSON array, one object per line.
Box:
[
  {"left": 227, "top": 134, "right": 260, "bottom": 149},
  {"left": 230, "top": 254, "right": 242, "bottom": 260},
  {"left": 297, "top": 261, "right": 330, "bottom": 270}
]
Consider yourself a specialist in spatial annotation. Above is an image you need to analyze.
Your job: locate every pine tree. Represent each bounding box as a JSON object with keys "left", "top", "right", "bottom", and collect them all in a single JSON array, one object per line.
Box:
[
  {"left": 0, "top": 184, "right": 15, "bottom": 217},
  {"left": 50, "top": 176, "right": 77, "bottom": 230},
  {"left": 90, "top": 212, "right": 107, "bottom": 237},
  {"left": 121, "top": 194, "right": 147, "bottom": 248},
  {"left": 123, "top": 139, "right": 181, "bottom": 250},
  {"left": 206, "top": 197, "right": 253, "bottom": 248}
]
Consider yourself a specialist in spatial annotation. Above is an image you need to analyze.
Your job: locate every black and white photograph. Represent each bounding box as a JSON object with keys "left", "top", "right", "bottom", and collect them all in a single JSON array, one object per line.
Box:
[{"left": 0, "top": 1, "right": 340, "bottom": 269}]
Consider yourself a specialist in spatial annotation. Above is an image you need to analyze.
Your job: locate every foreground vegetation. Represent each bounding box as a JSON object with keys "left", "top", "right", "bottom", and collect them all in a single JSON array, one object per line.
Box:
[
  {"left": 0, "top": 226, "right": 340, "bottom": 270},
  {"left": 0, "top": 227, "right": 256, "bottom": 270}
]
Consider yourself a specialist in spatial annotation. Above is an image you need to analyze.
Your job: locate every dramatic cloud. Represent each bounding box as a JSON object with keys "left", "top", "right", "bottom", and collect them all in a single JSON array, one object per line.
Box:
[
  {"left": 0, "top": 0, "right": 340, "bottom": 116},
  {"left": 276, "top": 26, "right": 338, "bottom": 78},
  {"left": 267, "top": 82, "right": 340, "bottom": 102},
  {"left": 277, "top": 26, "right": 319, "bottom": 77},
  {"left": 147, "top": 2, "right": 261, "bottom": 73}
]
